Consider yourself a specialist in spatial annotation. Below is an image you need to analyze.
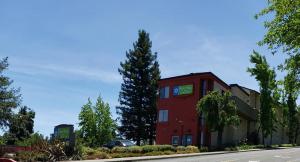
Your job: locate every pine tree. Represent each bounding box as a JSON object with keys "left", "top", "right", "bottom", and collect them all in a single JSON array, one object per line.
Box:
[
  {"left": 0, "top": 57, "right": 21, "bottom": 130},
  {"left": 117, "top": 30, "right": 160, "bottom": 145},
  {"left": 6, "top": 106, "right": 35, "bottom": 145}
]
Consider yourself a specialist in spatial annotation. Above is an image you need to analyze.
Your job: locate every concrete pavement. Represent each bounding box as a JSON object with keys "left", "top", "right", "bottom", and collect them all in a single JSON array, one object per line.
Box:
[{"left": 142, "top": 147, "right": 300, "bottom": 162}]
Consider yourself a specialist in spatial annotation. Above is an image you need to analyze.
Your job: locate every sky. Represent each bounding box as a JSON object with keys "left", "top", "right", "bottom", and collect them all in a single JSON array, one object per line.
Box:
[{"left": 0, "top": 0, "right": 292, "bottom": 136}]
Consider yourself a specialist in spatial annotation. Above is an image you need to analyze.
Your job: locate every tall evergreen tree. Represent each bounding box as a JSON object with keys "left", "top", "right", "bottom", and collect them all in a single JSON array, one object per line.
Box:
[
  {"left": 117, "top": 30, "right": 160, "bottom": 145},
  {"left": 0, "top": 57, "right": 21, "bottom": 130},
  {"left": 6, "top": 106, "right": 35, "bottom": 145}
]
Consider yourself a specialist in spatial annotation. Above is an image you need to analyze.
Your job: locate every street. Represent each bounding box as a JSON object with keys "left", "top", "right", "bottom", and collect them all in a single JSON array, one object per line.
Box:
[{"left": 141, "top": 148, "right": 300, "bottom": 162}]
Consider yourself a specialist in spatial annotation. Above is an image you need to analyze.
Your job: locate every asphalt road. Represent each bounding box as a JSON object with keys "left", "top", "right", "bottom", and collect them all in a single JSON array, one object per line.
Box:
[{"left": 140, "top": 148, "right": 300, "bottom": 162}]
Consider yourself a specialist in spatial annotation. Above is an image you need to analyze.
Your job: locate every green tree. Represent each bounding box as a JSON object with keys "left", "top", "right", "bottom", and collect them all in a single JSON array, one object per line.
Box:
[
  {"left": 78, "top": 96, "right": 116, "bottom": 147},
  {"left": 6, "top": 106, "right": 35, "bottom": 145},
  {"left": 196, "top": 91, "right": 239, "bottom": 147},
  {"left": 117, "top": 30, "right": 160, "bottom": 145},
  {"left": 0, "top": 57, "right": 21, "bottom": 129},
  {"left": 78, "top": 99, "right": 96, "bottom": 147},
  {"left": 94, "top": 96, "right": 116, "bottom": 146},
  {"left": 256, "top": 0, "right": 300, "bottom": 55},
  {"left": 247, "top": 51, "right": 278, "bottom": 145},
  {"left": 283, "top": 70, "right": 300, "bottom": 143}
]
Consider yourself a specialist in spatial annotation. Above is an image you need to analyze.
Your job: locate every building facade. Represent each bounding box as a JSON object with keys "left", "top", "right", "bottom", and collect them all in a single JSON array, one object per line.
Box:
[{"left": 156, "top": 72, "right": 265, "bottom": 147}]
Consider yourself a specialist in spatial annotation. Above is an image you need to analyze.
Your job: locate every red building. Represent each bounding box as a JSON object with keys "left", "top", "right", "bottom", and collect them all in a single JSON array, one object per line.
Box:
[{"left": 156, "top": 72, "right": 230, "bottom": 146}]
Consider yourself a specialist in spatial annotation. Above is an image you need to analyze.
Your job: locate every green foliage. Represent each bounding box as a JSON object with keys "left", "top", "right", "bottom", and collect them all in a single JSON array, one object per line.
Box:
[
  {"left": 197, "top": 91, "right": 239, "bottom": 147},
  {"left": 15, "top": 151, "right": 48, "bottom": 162},
  {"left": 15, "top": 133, "right": 44, "bottom": 147},
  {"left": 247, "top": 51, "right": 278, "bottom": 143},
  {"left": 0, "top": 57, "right": 21, "bottom": 130},
  {"left": 256, "top": 0, "right": 300, "bottom": 56},
  {"left": 6, "top": 106, "right": 35, "bottom": 145},
  {"left": 176, "top": 146, "right": 199, "bottom": 153},
  {"left": 78, "top": 96, "right": 116, "bottom": 147},
  {"left": 142, "top": 145, "right": 159, "bottom": 153},
  {"left": 117, "top": 30, "right": 161, "bottom": 145}
]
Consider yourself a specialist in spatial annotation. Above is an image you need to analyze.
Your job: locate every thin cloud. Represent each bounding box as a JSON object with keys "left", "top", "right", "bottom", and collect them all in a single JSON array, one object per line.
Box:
[{"left": 10, "top": 59, "right": 122, "bottom": 84}]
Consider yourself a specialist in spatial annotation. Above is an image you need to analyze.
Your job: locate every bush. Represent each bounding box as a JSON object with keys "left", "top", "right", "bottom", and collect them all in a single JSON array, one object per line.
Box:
[
  {"left": 111, "top": 146, "right": 129, "bottom": 153},
  {"left": 96, "top": 147, "right": 111, "bottom": 153},
  {"left": 185, "top": 146, "right": 199, "bottom": 153},
  {"left": 15, "top": 151, "right": 48, "bottom": 162},
  {"left": 176, "top": 146, "right": 186, "bottom": 152},
  {"left": 279, "top": 144, "right": 294, "bottom": 147},
  {"left": 142, "top": 145, "right": 159, "bottom": 153},
  {"left": 199, "top": 146, "right": 209, "bottom": 152},
  {"left": 157, "top": 145, "right": 175, "bottom": 152},
  {"left": 128, "top": 146, "right": 143, "bottom": 153},
  {"left": 225, "top": 147, "right": 238, "bottom": 151}
]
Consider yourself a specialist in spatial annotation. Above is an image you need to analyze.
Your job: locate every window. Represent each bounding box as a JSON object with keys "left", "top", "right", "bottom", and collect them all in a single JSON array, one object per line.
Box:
[
  {"left": 172, "top": 136, "right": 179, "bottom": 146},
  {"left": 182, "top": 135, "right": 192, "bottom": 146},
  {"left": 160, "top": 86, "right": 169, "bottom": 98},
  {"left": 158, "top": 110, "right": 168, "bottom": 122}
]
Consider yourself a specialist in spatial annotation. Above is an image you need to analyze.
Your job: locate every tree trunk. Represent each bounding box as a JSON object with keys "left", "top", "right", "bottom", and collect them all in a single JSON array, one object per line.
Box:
[{"left": 217, "top": 129, "right": 223, "bottom": 149}]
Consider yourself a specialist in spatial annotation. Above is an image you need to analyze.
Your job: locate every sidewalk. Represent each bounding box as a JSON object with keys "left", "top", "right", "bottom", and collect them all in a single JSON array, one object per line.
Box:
[{"left": 68, "top": 149, "right": 264, "bottom": 162}]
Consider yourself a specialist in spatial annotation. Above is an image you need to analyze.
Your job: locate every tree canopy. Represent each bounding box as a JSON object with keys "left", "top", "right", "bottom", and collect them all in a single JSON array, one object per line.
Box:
[
  {"left": 247, "top": 51, "right": 278, "bottom": 144},
  {"left": 197, "top": 91, "right": 239, "bottom": 147},
  {"left": 117, "top": 30, "right": 160, "bottom": 145},
  {"left": 78, "top": 96, "right": 116, "bottom": 147},
  {"left": 0, "top": 57, "right": 21, "bottom": 129}
]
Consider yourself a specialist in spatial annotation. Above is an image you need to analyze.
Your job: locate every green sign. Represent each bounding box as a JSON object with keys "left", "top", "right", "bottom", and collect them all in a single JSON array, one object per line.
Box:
[
  {"left": 58, "top": 127, "right": 69, "bottom": 139},
  {"left": 173, "top": 85, "right": 193, "bottom": 95}
]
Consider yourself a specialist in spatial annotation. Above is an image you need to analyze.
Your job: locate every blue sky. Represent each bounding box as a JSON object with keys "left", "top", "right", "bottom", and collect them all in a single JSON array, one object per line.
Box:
[{"left": 0, "top": 0, "right": 291, "bottom": 136}]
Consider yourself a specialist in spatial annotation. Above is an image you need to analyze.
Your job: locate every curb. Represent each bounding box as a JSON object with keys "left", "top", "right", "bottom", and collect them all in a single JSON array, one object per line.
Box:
[{"left": 69, "top": 148, "right": 266, "bottom": 162}]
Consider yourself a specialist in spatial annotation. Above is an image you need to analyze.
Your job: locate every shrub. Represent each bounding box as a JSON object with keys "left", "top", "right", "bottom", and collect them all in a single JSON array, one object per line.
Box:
[
  {"left": 15, "top": 151, "right": 48, "bottom": 162},
  {"left": 128, "top": 146, "right": 143, "bottom": 153},
  {"left": 157, "top": 145, "right": 175, "bottom": 152},
  {"left": 199, "top": 146, "right": 208, "bottom": 152},
  {"left": 110, "top": 152, "right": 140, "bottom": 158},
  {"left": 185, "top": 146, "right": 199, "bottom": 153},
  {"left": 279, "top": 144, "right": 294, "bottom": 147},
  {"left": 111, "top": 147, "right": 129, "bottom": 153},
  {"left": 96, "top": 147, "right": 111, "bottom": 153},
  {"left": 82, "top": 146, "right": 97, "bottom": 156},
  {"left": 224, "top": 147, "right": 238, "bottom": 151},
  {"left": 176, "top": 146, "right": 186, "bottom": 152},
  {"left": 142, "top": 145, "right": 159, "bottom": 153}
]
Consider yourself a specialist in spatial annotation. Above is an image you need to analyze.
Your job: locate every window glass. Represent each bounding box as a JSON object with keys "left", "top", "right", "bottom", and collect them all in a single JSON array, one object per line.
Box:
[
  {"left": 172, "top": 136, "right": 179, "bottom": 146},
  {"left": 182, "top": 135, "right": 192, "bottom": 146},
  {"left": 158, "top": 110, "right": 168, "bottom": 122},
  {"left": 160, "top": 86, "right": 169, "bottom": 98}
]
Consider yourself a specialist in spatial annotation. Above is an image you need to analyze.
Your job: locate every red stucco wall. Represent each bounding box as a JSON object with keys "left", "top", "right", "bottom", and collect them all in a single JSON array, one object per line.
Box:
[{"left": 156, "top": 73, "right": 229, "bottom": 146}]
